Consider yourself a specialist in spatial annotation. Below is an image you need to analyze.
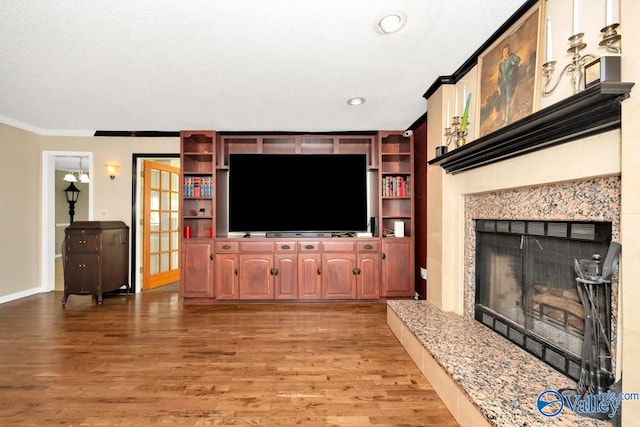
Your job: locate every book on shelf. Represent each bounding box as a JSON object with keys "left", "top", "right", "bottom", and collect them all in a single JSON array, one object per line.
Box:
[
  {"left": 183, "top": 176, "right": 213, "bottom": 197},
  {"left": 381, "top": 175, "right": 411, "bottom": 197}
]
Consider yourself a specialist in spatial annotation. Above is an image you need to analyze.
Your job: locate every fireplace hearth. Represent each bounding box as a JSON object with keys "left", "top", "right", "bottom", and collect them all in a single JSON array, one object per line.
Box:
[{"left": 475, "top": 219, "right": 613, "bottom": 383}]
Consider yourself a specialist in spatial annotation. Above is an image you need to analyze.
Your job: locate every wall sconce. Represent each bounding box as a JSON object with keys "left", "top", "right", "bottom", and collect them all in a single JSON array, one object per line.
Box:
[
  {"left": 105, "top": 163, "right": 120, "bottom": 180},
  {"left": 542, "top": 0, "right": 621, "bottom": 96}
]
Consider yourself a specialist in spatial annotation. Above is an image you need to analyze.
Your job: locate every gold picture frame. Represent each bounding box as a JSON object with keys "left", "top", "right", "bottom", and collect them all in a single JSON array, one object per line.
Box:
[{"left": 477, "top": 1, "right": 543, "bottom": 137}]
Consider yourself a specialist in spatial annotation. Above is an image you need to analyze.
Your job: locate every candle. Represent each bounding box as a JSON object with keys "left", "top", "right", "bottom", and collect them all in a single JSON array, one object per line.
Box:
[
  {"left": 454, "top": 88, "right": 459, "bottom": 116},
  {"left": 446, "top": 100, "right": 451, "bottom": 126},
  {"left": 545, "top": 15, "right": 552, "bottom": 63},
  {"left": 460, "top": 93, "right": 472, "bottom": 133},
  {"left": 460, "top": 85, "right": 467, "bottom": 116},
  {"left": 605, "top": 0, "right": 616, "bottom": 26},
  {"left": 573, "top": 0, "right": 580, "bottom": 34}
]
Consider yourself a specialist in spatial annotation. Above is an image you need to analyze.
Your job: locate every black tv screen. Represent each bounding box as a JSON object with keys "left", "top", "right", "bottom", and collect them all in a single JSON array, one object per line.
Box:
[{"left": 228, "top": 154, "right": 368, "bottom": 233}]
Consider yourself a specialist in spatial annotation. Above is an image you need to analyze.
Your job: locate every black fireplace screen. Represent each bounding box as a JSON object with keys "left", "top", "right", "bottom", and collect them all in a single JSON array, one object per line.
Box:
[{"left": 475, "top": 220, "right": 612, "bottom": 382}]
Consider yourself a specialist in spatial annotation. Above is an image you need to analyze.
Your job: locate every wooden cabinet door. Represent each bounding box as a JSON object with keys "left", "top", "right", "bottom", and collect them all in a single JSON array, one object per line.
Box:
[
  {"left": 64, "top": 253, "right": 98, "bottom": 293},
  {"left": 322, "top": 254, "right": 357, "bottom": 299},
  {"left": 382, "top": 240, "right": 414, "bottom": 297},
  {"left": 357, "top": 253, "right": 381, "bottom": 299},
  {"left": 181, "top": 242, "right": 214, "bottom": 298},
  {"left": 214, "top": 253, "right": 238, "bottom": 299},
  {"left": 238, "top": 254, "right": 273, "bottom": 299},
  {"left": 298, "top": 253, "right": 322, "bottom": 299},
  {"left": 274, "top": 254, "right": 297, "bottom": 299}
]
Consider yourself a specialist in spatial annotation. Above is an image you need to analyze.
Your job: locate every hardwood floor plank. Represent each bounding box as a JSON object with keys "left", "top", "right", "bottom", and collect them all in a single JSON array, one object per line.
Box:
[{"left": 0, "top": 291, "right": 458, "bottom": 426}]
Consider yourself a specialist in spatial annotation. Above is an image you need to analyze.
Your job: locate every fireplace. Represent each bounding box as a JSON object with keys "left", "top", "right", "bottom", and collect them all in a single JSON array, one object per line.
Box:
[
  {"left": 462, "top": 176, "right": 621, "bottom": 392},
  {"left": 474, "top": 219, "right": 613, "bottom": 385}
]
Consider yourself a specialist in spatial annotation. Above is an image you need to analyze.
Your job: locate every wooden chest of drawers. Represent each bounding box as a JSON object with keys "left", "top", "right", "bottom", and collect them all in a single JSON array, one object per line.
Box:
[{"left": 62, "top": 221, "right": 129, "bottom": 305}]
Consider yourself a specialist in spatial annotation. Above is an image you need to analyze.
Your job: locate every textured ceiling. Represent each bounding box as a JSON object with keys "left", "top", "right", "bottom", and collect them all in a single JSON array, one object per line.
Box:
[{"left": 1, "top": 0, "right": 527, "bottom": 135}]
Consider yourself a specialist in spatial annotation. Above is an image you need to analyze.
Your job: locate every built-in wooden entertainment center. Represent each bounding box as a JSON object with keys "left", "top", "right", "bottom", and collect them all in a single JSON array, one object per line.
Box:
[{"left": 179, "top": 130, "right": 415, "bottom": 302}]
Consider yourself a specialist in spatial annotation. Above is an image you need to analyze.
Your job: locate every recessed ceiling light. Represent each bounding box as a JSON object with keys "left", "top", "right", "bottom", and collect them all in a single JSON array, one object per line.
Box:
[
  {"left": 378, "top": 14, "right": 405, "bottom": 34},
  {"left": 347, "top": 97, "right": 366, "bottom": 106}
]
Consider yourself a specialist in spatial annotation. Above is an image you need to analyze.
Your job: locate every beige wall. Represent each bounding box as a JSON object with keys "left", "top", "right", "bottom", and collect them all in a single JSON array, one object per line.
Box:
[
  {"left": 0, "top": 124, "right": 42, "bottom": 296},
  {"left": 620, "top": 0, "right": 640, "bottom": 423},
  {"left": 41, "top": 135, "right": 178, "bottom": 224},
  {"left": 0, "top": 125, "right": 179, "bottom": 300},
  {"left": 425, "top": 0, "right": 639, "bottom": 423}
]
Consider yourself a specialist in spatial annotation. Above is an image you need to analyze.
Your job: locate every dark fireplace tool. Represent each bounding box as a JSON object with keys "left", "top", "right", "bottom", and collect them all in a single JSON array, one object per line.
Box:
[{"left": 560, "top": 241, "right": 621, "bottom": 419}]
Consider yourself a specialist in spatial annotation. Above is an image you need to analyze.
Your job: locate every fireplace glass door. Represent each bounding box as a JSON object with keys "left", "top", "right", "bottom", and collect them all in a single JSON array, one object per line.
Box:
[{"left": 475, "top": 220, "right": 611, "bottom": 381}]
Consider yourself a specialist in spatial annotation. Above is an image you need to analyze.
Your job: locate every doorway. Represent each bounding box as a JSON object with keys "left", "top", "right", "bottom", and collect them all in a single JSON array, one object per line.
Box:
[
  {"left": 131, "top": 154, "right": 180, "bottom": 292},
  {"left": 41, "top": 151, "right": 94, "bottom": 293},
  {"left": 142, "top": 160, "right": 181, "bottom": 290}
]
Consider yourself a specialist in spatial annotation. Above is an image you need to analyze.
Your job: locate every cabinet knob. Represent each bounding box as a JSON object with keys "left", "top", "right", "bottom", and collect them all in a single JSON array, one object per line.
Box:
[
  {"left": 305, "top": 244, "right": 314, "bottom": 250},
  {"left": 352, "top": 267, "right": 361, "bottom": 275},
  {"left": 364, "top": 244, "right": 373, "bottom": 250},
  {"left": 210, "top": 254, "right": 214, "bottom": 260},
  {"left": 270, "top": 268, "right": 279, "bottom": 276},
  {"left": 382, "top": 253, "right": 386, "bottom": 260},
  {"left": 317, "top": 267, "right": 322, "bottom": 275},
  {"left": 222, "top": 244, "right": 232, "bottom": 250},
  {"left": 281, "top": 244, "right": 290, "bottom": 250},
  {"left": 234, "top": 268, "right": 238, "bottom": 275}
]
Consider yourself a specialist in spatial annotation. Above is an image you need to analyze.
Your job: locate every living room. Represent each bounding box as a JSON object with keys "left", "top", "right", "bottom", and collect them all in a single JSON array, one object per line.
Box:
[{"left": 1, "top": 0, "right": 639, "bottom": 425}]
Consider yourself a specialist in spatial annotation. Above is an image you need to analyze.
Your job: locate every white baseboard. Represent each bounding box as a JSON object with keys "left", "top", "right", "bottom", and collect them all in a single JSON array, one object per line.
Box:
[{"left": 0, "top": 287, "right": 43, "bottom": 305}]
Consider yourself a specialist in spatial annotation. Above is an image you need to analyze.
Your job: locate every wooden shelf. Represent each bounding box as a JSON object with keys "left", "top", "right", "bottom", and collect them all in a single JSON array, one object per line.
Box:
[{"left": 428, "top": 82, "right": 634, "bottom": 174}]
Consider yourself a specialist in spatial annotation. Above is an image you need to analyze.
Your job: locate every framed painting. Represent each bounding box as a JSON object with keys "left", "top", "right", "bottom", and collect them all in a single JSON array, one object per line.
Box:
[{"left": 477, "top": 1, "right": 543, "bottom": 137}]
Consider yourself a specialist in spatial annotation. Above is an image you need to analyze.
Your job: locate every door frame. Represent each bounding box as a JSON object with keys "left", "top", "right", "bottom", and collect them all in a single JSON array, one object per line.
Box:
[
  {"left": 130, "top": 153, "right": 180, "bottom": 292},
  {"left": 41, "top": 151, "right": 94, "bottom": 293}
]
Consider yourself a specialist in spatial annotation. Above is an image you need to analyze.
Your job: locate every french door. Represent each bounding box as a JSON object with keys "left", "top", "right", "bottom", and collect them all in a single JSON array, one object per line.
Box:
[{"left": 142, "top": 160, "right": 181, "bottom": 289}]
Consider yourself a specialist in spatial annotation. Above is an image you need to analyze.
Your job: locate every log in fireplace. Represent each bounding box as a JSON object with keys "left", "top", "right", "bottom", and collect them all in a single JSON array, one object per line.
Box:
[{"left": 475, "top": 219, "right": 614, "bottom": 387}]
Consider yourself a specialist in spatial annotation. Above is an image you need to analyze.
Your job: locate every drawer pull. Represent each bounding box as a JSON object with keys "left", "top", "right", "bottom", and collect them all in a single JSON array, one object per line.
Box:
[
  {"left": 222, "top": 244, "right": 232, "bottom": 250},
  {"left": 364, "top": 244, "right": 373, "bottom": 250},
  {"left": 305, "top": 244, "right": 315, "bottom": 250},
  {"left": 281, "top": 244, "right": 290, "bottom": 250}
]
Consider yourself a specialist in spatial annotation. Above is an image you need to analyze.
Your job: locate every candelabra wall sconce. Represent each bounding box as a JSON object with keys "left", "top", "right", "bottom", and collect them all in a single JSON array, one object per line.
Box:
[
  {"left": 542, "top": 26, "right": 621, "bottom": 96},
  {"left": 441, "top": 90, "right": 472, "bottom": 155},
  {"left": 599, "top": 23, "right": 621, "bottom": 53},
  {"left": 444, "top": 115, "right": 468, "bottom": 150}
]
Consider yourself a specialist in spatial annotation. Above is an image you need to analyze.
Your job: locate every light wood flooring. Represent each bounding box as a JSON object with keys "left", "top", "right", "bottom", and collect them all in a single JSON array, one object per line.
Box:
[{"left": 0, "top": 291, "right": 458, "bottom": 426}]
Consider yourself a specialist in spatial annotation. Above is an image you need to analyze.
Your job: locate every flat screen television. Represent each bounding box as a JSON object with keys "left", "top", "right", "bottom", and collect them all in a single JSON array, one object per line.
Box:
[{"left": 228, "top": 154, "right": 368, "bottom": 234}]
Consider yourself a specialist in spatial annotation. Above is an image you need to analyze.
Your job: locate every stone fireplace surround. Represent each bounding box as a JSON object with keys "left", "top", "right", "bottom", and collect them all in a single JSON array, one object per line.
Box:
[
  {"left": 464, "top": 176, "right": 621, "bottom": 368},
  {"left": 387, "top": 176, "right": 620, "bottom": 426}
]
